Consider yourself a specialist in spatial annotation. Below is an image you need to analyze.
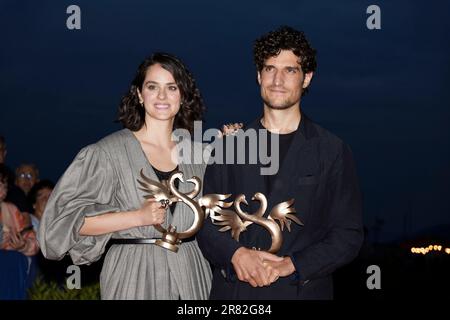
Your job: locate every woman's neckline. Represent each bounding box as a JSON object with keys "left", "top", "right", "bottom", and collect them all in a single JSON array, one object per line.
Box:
[{"left": 126, "top": 129, "right": 179, "bottom": 173}]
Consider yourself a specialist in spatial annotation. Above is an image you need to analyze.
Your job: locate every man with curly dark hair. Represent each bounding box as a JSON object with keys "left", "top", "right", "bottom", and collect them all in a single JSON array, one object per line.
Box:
[{"left": 197, "top": 26, "right": 363, "bottom": 299}]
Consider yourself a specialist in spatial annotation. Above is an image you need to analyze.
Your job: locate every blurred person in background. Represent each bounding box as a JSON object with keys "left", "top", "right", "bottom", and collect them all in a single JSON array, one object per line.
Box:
[
  {"left": 15, "top": 163, "right": 40, "bottom": 196},
  {"left": 0, "top": 136, "right": 31, "bottom": 213},
  {"left": 0, "top": 164, "right": 39, "bottom": 299},
  {"left": 28, "top": 180, "right": 55, "bottom": 232}
]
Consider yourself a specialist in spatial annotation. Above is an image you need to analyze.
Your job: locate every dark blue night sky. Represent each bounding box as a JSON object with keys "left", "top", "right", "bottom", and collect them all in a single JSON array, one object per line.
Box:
[{"left": 1, "top": 0, "right": 449, "bottom": 242}]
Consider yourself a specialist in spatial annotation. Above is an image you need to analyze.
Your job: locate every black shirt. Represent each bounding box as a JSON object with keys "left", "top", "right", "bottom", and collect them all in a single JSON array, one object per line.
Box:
[
  {"left": 257, "top": 121, "right": 297, "bottom": 195},
  {"left": 151, "top": 165, "right": 179, "bottom": 213}
]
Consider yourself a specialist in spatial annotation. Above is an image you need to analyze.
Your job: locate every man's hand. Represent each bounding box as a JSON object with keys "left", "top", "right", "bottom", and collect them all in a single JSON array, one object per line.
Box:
[
  {"left": 217, "top": 122, "right": 244, "bottom": 138},
  {"left": 231, "top": 247, "right": 283, "bottom": 287},
  {"left": 263, "top": 260, "right": 281, "bottom": 283},
  {"left": 263, "top": 256, "right": 296, "bottom": 280}
]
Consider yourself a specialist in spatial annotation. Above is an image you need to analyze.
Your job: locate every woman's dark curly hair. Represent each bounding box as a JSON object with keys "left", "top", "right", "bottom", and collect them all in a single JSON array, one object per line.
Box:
[
  {"left": 117, "top": 52, "right": 205, "bottom": 133},
  {"left": 253, "top": 26, "right": 317, "bottom": 95}
]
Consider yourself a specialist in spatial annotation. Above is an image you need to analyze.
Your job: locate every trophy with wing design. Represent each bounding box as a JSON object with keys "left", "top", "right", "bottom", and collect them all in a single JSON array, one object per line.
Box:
[
  {"left": 137, "top": 169, "right": 232, "bottom": 252},
  {"left": 210, "top": 192, "right": 303, "bottom": 253}
]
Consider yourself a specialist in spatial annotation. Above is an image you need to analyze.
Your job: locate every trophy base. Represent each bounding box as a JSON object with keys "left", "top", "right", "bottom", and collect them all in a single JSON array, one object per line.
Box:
[{"left": 155, "top": 239, "right": 179, "bottom": 253}]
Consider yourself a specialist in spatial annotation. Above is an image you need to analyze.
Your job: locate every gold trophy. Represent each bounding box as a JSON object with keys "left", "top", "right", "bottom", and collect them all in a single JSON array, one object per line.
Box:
[
  {"left": 211, "top": 192, "right": 303, "bottom": 253},
  {"left": 137, "top": 169, "right": 232, "bottom": 252}
]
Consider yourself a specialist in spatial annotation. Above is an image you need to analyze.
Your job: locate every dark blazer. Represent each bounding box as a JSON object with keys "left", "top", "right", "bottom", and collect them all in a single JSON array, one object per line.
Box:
[{"left": 197, "top": 114, "right": 363, "bottom": 299}]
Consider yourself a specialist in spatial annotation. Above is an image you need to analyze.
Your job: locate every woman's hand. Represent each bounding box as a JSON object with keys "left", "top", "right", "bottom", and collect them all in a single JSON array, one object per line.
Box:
[{"left": 137, "top": 198, "right": 167, "bottom": 226}]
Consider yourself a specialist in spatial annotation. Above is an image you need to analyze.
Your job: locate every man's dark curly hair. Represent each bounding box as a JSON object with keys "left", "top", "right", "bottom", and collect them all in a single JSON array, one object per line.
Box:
[
  {"left": 253, "top": 26, "right": 317, "bottom": 95},
  {"left": 117, "top": 52, "right": 205, "bottom": 134}
]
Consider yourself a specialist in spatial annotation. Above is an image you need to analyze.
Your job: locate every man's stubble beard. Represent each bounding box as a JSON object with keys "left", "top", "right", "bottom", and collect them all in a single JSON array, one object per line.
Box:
[
  {"left": 262, "top": 95, "right": 299, "bottom": 110},
  {"left": 261, "top": 82, "right": 303, "bottom": 111}
]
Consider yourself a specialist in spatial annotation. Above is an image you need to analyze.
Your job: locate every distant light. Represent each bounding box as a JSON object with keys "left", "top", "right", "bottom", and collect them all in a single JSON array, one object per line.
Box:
[{"left": 409, "top": 245, "right": 450, "bottom": 255}]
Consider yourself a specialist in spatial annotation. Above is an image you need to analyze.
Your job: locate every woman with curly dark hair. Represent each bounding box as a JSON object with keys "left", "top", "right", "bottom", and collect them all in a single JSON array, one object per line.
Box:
[{"left": 39, "top": 53, "right": 212, "bottom": 299}]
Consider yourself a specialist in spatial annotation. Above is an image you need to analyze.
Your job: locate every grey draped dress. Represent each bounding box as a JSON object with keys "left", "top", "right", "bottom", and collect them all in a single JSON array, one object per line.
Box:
[{"left": 38, "top": 129, "right": 212, "bottom": 299}]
